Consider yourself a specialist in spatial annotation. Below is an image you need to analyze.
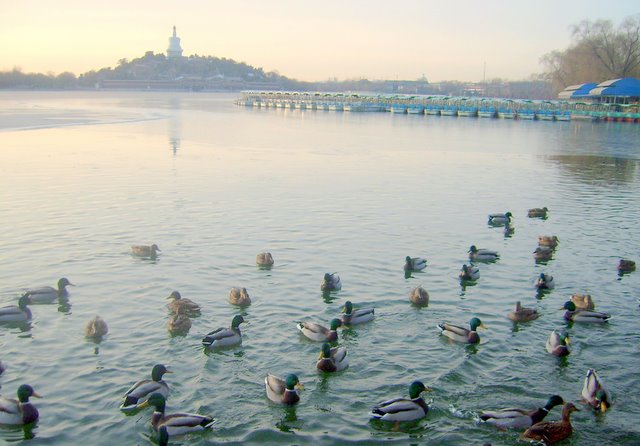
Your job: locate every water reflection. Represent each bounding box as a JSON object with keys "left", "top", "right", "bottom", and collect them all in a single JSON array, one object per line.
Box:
[
  {"left": 275, "top": 406, "right": 301, "bottom": 433},
  {"left": 168, "top": 97, "right": 181, "bottom": 156},
  {"left": 545, "top": 155, "right": 638, "bottom": 185}
]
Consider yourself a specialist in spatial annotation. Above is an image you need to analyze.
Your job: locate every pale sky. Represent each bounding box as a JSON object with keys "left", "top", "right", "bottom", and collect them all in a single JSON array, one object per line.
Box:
[{"left": 1, "top": 0, "right": 638, "bottom": 82}]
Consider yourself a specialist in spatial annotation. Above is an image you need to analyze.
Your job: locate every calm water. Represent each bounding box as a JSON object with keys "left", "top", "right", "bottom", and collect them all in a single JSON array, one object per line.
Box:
[{"left": 1, "top": 91, "right": 639, "bottom": 446}]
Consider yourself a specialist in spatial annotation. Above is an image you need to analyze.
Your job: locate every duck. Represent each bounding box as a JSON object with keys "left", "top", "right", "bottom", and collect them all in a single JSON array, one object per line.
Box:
[
  {"left": 0, "top": 384, "right": 41, "bottom": 425},
  {"left": 256, "top": 252, "right": 274, "bottom": 267},
  {"left": 340, "top": 301, "right": 374, "bottom": 325},
  {"left": 228, "top": 287, "right": 251, "bottom": 306},
  {"left": 265, "top": 373, "right": 303, "bottom": 405},
  {"left": 528, "top": 207, "right": 549, "bottom": 218},
  {"left": 296, "top": 319, "right": 342, "bottom": 342},
  {"left": 371, "top": 381, "right": 431, "bottom": 423},
  {"left": 22, "top": 277, "right": 74, "bottom": 303},
  {"left": 120, "top": 364, "right": 171, "bottom": 412},
  {"left": 533, "top": 246, "right": 553, "bottom": 261},
  {"left": 507, "top": 301, "right": 539, "bottom": 322},
  {"left": 522, "top": 402, "right": 579, "bottom": 445},
  {"left": 488, "top": 211, "right": 512, "bottom": 226},
  {"left": 437, "top": 317, "right": 485, "bottom": 344},
  {"left": 570, "top": 294, "right": 595, "bottom": 310},
  {"left": 201, "top": 315, "right": 245, "bottom": 348},
  {"left": 167, "top": 309, "right": 191, "bottom": 335},
  {"left": 538, "top": 236, "right": 559, "bottom": 249},
  {"left": 321, "top": 273, "right": 342, "bottom": 291},
  {"left": 0, "top": 360, "right": 5, "bottom": 375},
  {"left": 166, "top": 291, "right": 201, "bottom": 315},
  {"left": 404, "top": 256, "right": 427, "bottom": 272},
  {"left": 546, "top": 330, "right": 570, "bottom": 356},
  {"left": 581, "top": 369, "right": 611, "bottom": 413},
  {"left": 0, "top": 295, "right": 33, "bottom": 323},
  {"left": 535, "top": 273, "right": 555, "bottom": 290},
  {"left": 131, "top": 244, "right": 161, "bottom": 258},
  {"left": 561, "top": 301, "right": 610, "bottom": 323},
  {"left": 459, "top": 264, "right": 480, "bottom": 281},
  {"left": 316, "top": 343, "right": 348, "bottom": 372},
  {"left": 468, "top": 245, "right": 499, "bottom": 262},
  {"left": 84, "top": 316, "right": 109, "bottom": 338},
  {"left": 480, "top": 395, "right": 564, "bottom": 429},
  {"left": 409, "top": 286, "right": 429, "bottom": 306},
  {"left": 140, "top": 392, "right": 215, "bottom": 435},
  {"left": 618, "top": 259, "right": 636, "bottom": 273}
]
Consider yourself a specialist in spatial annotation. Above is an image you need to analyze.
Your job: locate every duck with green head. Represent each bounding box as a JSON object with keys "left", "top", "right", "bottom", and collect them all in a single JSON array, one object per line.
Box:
[
  {"left": 0, "top": 384, "right": 41, "bottom": 425},
  {"left": 201, "top": 315, "right": 245, "bottom": 348},
  {"left": 316, "top": 343, "right": 348, "bottom": 372},
  {"left": 581, "top": 369, "right": 611, "bottom": 413},
  {"left": 480, "top": 395, "right": 564, "bottom": 429},
  {"left": 404, "top": 256, "right": 427, "bottom": 272},
  {"left": 140, "top": 392, "right": 215, "bottom": 436},
  {"left": 459, "top": 264, "right": 480, "bottom": 281},
  {"left": 468, "top": 246, "right": 499, "bottom": 262},
  {"left": 265, "top": 373, "right": 304, "bottom": 405},
  {"left": 0, "top": 295, "right": 33, "bottom": 323},
  {"left": 546, "top": 329, "right": 570, "bottom": 356},
  {"left": 488, "top": 211, "right": 512, "bottom": 226},
  {"left": 371, "top": 381, "right": 431, "bottom": 423},
  {"left": 535, "top": 273, "right": 554, "bottom": 290},
  {"left": 321, "top": 273, "right": 342, "bottom": 291},
  {"left": 23, "top": 277, "right": 74, "bottom": 304},
  {"left": 561, "top": 301, "right": 610, "bottom": 323},
  {"left": 340, "top": 300, "right": 374, "bottom": 325},
  {"left": 120, "top": 364, "right": 171, "bottom": 412},
  {"left": 437, "top": 317, "right": 485, "bottom": 344},
  {"left": 296, "top": 319, "right": 342, "bottom": 342}
]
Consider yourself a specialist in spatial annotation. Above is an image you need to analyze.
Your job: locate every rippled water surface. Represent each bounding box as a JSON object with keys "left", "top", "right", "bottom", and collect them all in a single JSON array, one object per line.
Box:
[{"left": 1, "top": 91, "right": 639, "bottom": 445}]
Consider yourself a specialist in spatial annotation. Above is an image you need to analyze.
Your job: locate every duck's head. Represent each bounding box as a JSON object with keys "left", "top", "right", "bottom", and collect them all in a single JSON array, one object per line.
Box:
[
  {"left": 469, "top": 317, "right": 485, "bottom": 331},
  {"left": 151, "top": 244, "right": 161, "bottom": 252},
  {"left": 544, "top": 395, "right": 565, "bottom": 410},
  {"left": 329, "top": 318, "right": 342, "bottom": 331},
  {"left": 469, "top": 245, "right": 478, "bottom": 253},
  {"left": 562, "top": 301, "right": 577, "bottom": 311},
  {"left": 539, "top": 273, "right": 546, "bottom": 280},
  {"left": 142, "top": 392, "right": 166, "bottom": 412},
  {"left": 284, "top": 374, "right": 303, "bottom": 391},
  {"left": 231, "top": 315, "right": 245, "bottom": 328},
  {"left": 559, "top": 331, "right": 571, "bottom": 345},
  {"left": 158, "top": 425, "right": 169, "bottom": 446},
  {"left": 58, "top": 278, "right": 74, "bottom": 289},
  {"left": 408, "top": 380, "right": 431, "bottom": 399},
  {"left": 17, "top": 384, "right": 41, "bottom": 403},
  {"left": 405, "top": 256, "right": 412, "bottom": 263},
  {"left": 505, "top": 211, "right": 512, "bottom": 218},
  {"left": 167, "top": 291, "right": 181, "bottom": 300},
  {"left": 563, "top": 402, "right": 579, "bottom": 415},
  {"left": 151, "top": 364, "right": 171, "bottom": 381},
  {"left": 18, "top": 294, "right": 32, "bottom": 309},
  {"left": 343, "top": 301, "right": 353, "bottom": 314},
  {"left": 462, "top": 264, "right": 469, "bottom": 272},
  {"left": 323, "top": 273, "right": 332, "bottom": 282},
  {"left": 319, "top": 343, "right": 332, "bottom": 359}
]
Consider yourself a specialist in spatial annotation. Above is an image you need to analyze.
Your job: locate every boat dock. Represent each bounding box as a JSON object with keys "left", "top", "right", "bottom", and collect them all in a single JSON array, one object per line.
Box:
[{"left": 236, "top": 91, "right": 640, "bottom": 123}]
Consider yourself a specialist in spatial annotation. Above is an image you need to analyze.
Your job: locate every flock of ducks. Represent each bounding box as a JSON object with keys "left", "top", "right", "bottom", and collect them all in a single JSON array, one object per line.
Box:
[{"left": 0, "top": 211, "right": 637, "bottom": 445}]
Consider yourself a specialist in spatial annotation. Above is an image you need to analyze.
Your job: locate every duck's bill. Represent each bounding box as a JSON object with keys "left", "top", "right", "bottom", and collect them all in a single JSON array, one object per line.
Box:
[
  {"left": 295, "top": 383, "right": 305, "bottom": 391},
  {"left": 32, "top": 392, "right": 43, "bottom": 398}
]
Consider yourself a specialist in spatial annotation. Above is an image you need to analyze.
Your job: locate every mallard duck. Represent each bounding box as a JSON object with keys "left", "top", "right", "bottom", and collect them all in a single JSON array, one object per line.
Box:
[
  {"left": 166, "top": 291, "right": 201, "bottom": 315},
  {"left": 488, "top": 211, "right": 512, "bottom": 226},
  {"left": 120, "top": 364, "right": 171, "bottom": 412},
  {"left": 533, "top": 246, "right": 553, "bottom": 261},
  {"left": 437, "top": 317, "right": 485, "bottom": 344},
  {"left": 618, "top": 259, "right": 636, "bottom": 273},
  {"left": 0, "top": 295, "right": 33, "bottom": 323},
  {"left": 561, "top": 301, "right": 610, "bottom": 323},
  {"left": 371, "top": 381, "right": 431, "bottom": 423},
  {"left": 409, "top": 286, "right": 429, "bottom": 306},
  {"left": 0, "top": 384, "right": 41, "bottom": 425},
  {"left": 522, "top": 402, "right": 579, "bottom": 445},
  {"left": 265, "top": 373, "right": 303, "bottom": 405},
  {"left": 201, "top": 315, "right": 245, "bottom": 348},
  {"left": 528, "top": 207, "right": 549, "bottom": 218},
  {"left": 538, "top": 236, "right": 559, "bottom": 249},
  {"left": 84, "top": 316, "right": 108, "bottom": 338},
  {"left": 316, "top": 343, "right": 348, "bottom": 372},
  {"left": 570, "top": 294, "right": 595, "bottom": 310},
  {"left": 581, "top": 369, "right": 611, "bottom": 413},
  {"left": 140, "top": 393, "right": 215, "bottom": 435},
  {"left": 459, "top": 264, "right": 480, "bottom": 281},
  {"left": 131, "top": 244, "right": 161, "bottom": 258},
  {"left": 404, "top": 256, "right": 427, "bottom": 272},
  {"left": 546, "top": 330, "right": 570, "bottom": 356},
  {"left": 23, "top": 277, "right": 74, "bottom": 303},
  {"left": 341, "top": 300, "right": 374, "bottom": 325},
  {"left": 321, "top": 273, "right": 342, "bottom": 291},
  {"left": 535, "top": 273, "right": 555, "bottom": 290},
  {"left": 507, "top": 301, "right": 539, "bottom": 322},
  {"left": 167, "top": 310, "right": 191, "bottom": 335},
  {"left": 468, "top": 246, "right": 499, "bottom": 262},
  {"left": 228, "top": 287, "right": 251, "bottom": 306},
  {"left": 480, "top": 395, "right": 564, "bottom": 429},
  {"left": 256, "top": 252, "right": 274, "bottom": 267},
  {"left": 296, "top": 319, "right": 342, "bottom": 342}
]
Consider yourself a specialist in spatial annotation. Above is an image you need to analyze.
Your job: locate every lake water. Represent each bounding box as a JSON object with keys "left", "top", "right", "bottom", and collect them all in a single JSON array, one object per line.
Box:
[{"left": 0, "top": 91, "right": 639, "bottom": 445}]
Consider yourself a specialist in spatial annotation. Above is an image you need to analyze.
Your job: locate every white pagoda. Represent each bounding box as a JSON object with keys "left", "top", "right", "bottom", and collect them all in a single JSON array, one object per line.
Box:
[{"left": 167, "top": 26, "right": 183, "bottom": 59}]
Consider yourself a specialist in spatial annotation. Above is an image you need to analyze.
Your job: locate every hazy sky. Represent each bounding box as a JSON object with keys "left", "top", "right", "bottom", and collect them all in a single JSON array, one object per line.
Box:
[{"left": 1, "top": 0, "right": 638, "bottom": 82}]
